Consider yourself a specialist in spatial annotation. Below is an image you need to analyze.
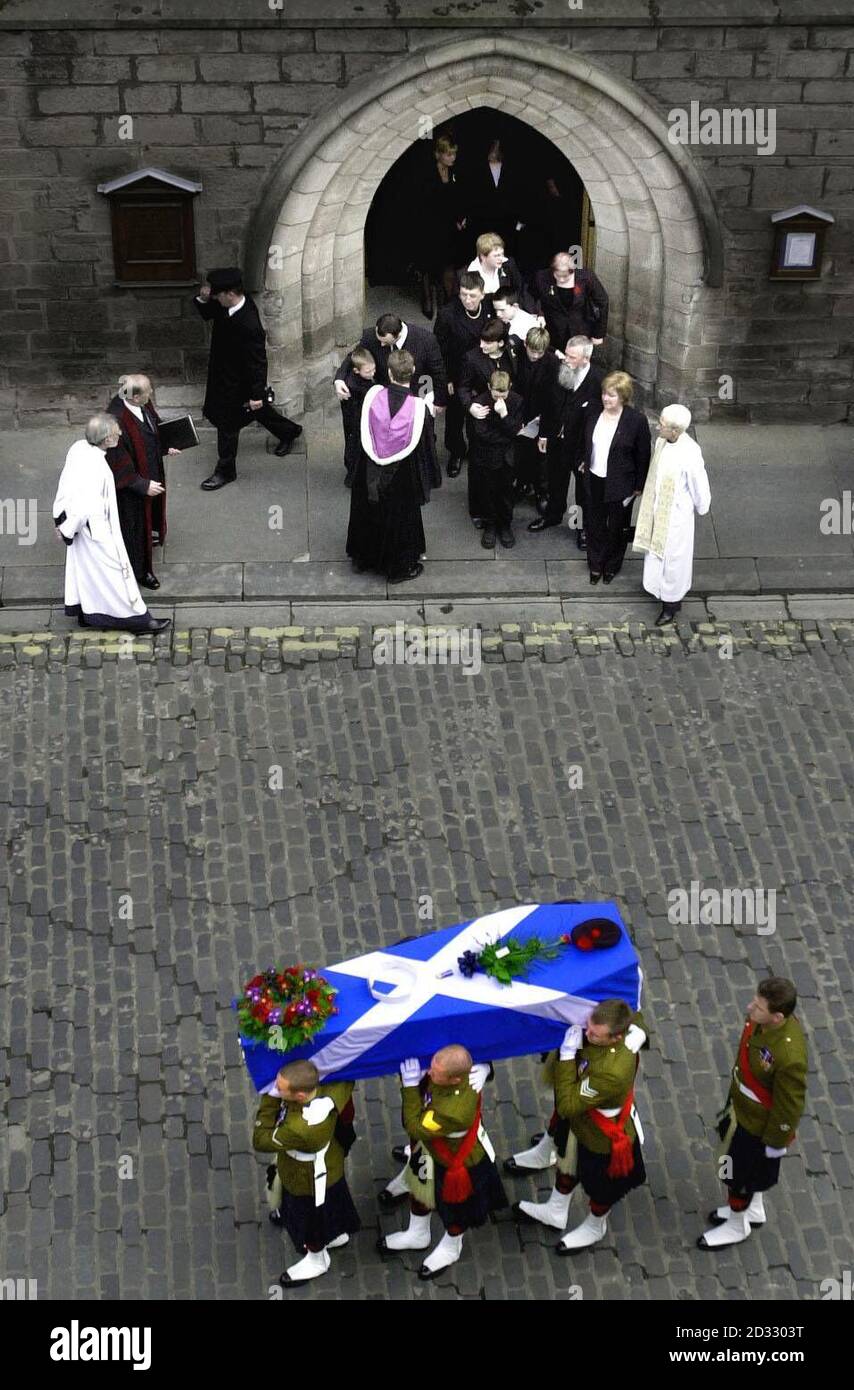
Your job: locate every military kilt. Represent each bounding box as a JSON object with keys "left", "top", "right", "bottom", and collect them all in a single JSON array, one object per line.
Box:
[
  {"left": 435, "top": 1155, "right": 508, "bottom": 1231},
  {"left": 577, "top": 1138, "right": 646, "bottom": 1207},
  {"left": 275, "top": 1175, "right": 361, "bottom": 1253},
  {"left": 723, "top": 1122, "right": 782, "bottom": 1198}
]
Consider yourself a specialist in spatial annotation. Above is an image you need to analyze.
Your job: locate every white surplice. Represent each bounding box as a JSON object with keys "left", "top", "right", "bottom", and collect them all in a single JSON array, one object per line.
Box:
[
  {"left": 638, "top": 433, "right": 711, "bottom": 604},
  {"left": 52, "top": 439, "right": 148, "bottom": 621}
]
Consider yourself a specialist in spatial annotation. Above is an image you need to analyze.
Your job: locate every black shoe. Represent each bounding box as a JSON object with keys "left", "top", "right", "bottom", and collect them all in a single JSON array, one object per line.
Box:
[
  {"left": 471, "top": 517, "right": 485, "bottom": 530},
  {"left": 377, "top": 1188, "right": 409, "bottom": 1210},
  {"left": 201, "top": 469, "right": 236, "bottom": 491},
  {"left": 481, "top": 526, "right": 496, "bottom": 549},
  {"left": 137, "top": 572, "right": 160, "bottom": 590},
  {"left": 144, "top": 617, "right": 171, "bottom": 633},
  {"left": 503, "top": 1156, "right": 546, "bottom": 1176},
  {"left": 655, "top": 608, "right": 676, "bottom": 626},
  {"left": 498, "top": 526, "right": 515, "bottom": 549},
  {"left": 528, "top": 517, "right": 560, "bottom": 533},
  {"left": 602, "top": 572, "right": 615, "bottom": 585},
  {"left": 576, "top": 529, "right": 587, "bottom": 550},
  {"left": 447, "top": 457, "right": 462, "bottom": 478},
  {"left": 388, "top": 562, "right": 424, "bottom": 585},
  {"left": 589, "top": 572, "right": 602, "bottom": 586},
  {"left": 274, "top": 438, "right": 298, "bottom": 457},
  {"left": 391, "top": 1145, "right": 409, "bottom": 1164}
]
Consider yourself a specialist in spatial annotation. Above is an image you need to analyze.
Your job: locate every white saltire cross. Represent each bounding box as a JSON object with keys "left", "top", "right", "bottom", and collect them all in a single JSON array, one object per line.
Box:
[{"left": 304, "top": 904, "right": 597, "bottom": 1079}]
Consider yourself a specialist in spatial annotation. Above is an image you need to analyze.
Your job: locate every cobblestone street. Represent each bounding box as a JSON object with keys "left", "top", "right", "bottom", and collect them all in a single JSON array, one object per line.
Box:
[{"left": 1, "top": 622, "right": 852, "bottom": 1302}]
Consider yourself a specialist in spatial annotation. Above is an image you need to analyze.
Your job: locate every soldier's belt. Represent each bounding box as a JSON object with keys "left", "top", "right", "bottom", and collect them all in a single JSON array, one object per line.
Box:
[{"left": 285, "top": 1143, "right": 331, "bottom": 1207}]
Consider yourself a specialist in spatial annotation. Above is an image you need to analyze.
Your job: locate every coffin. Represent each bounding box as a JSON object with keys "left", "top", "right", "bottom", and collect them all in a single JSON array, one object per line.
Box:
[{"left": 240, "top": 902, "right": 642, "bottom": 1088}]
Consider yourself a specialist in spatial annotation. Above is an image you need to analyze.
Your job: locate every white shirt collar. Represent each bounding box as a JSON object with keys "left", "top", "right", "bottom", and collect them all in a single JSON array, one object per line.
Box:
[
  {"left": 125, "top": 402, "right": 144, "bottom": 421},
  {"left": 395, "top": 322, "right": 408, "bottom": 349},
  {"left": 576, "top": 363, "right": 590, "bottom": 385},
  {"left": 228, "top": 296, "right": 245, "bottom": 317}
]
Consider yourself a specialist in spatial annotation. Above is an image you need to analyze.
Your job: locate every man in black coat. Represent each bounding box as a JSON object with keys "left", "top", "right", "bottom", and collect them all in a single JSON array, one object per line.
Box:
[
  {"left": 334, "top": 314, "right": 449, "bottom": 412},
  {"left": 194, "top": 267, "right": 302, "bottom": 491},
  {"left": 529, "top": 337, "right": 603, "bottom": 545},
  {"left": 434, "top": 271, "right": 495, "bottom": 476}
]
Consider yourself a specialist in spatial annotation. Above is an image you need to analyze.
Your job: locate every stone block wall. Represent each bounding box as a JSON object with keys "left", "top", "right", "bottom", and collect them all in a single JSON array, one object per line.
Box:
[{"left": 0, "top": 3, "right": 852, "bottom": 426}]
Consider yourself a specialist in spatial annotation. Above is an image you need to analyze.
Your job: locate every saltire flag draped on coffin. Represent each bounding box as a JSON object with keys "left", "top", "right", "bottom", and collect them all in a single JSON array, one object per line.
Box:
[{"left": 240, "top": 902, "right": 642, "bottom": 1088}]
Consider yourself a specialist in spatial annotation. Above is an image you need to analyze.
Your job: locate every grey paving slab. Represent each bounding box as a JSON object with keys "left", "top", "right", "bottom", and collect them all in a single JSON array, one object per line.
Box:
[
  {"left": 173, "top": 603, "right": 295, "bottom": 627},
  {"left": 561, "top": 598, "right": 708, "bottom": 623},
  {"left": 244, "top": 561, "right": 386, "bottom": 599},
  {"left": 787, "top": 596, "right": 854, "bottom": 619},
  {"left": 692, "top": 558, "right": 761, "bottom": 593},
  {"left": 1, "top": 565, "right": 65, "bottom": 602},
  {"left": 397, "top": 559, "right": 549, "bottom": 597},
  {"left": 757, "top": 557, "right": 854, "bottom": 592},
  {"left": 706, "top": 595, "right": 790, "bottom": 620},
  {"left": 293, "top": 603, "right": 425, "bottom": 625},
  {"left": 423, "top": 600, "right": 564, "bottom": 625},
  {"left": 547, "top": 558, "right": 645, "bottom": 596},
  {"left": 704, "top": 463, "right": 851, "bottom": 558},
  {"left": 0, "top": 607, "right": 55, "bottom": 632},
  {"left": 154, "top": 563, "right": 244, "bottom": 600},
  {"left": 0, "top": 509, "right": 63, "bottom": 566}
]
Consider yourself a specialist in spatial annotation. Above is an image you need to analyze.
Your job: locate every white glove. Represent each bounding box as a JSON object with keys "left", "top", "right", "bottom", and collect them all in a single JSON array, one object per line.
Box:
[
  {"left": 400, "top": 1057, "right": 423, "bottom": 1087},
  {"left": 624, "top": 1024, "right": 647, "bottom": 1055},
  {"left": 468, "top": 1063, "right": 490, "bottom": 1094},
  {"left": 559, "top": 1024, "right": 584, "bottom": 1060},
  {"left": 764, "top": 1144, "right": 787, "bottom": 1159}
]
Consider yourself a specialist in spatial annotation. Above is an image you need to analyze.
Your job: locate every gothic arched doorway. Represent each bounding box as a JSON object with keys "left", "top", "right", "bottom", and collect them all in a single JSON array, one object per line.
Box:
[{"left": 245, "top": 36, "right": 723, "bottom": 417}]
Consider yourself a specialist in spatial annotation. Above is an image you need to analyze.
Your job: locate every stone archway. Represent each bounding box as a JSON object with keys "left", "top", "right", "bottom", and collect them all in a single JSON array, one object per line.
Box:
[{"left": 245, "top": 36, "right": 723, "bottom": 417}]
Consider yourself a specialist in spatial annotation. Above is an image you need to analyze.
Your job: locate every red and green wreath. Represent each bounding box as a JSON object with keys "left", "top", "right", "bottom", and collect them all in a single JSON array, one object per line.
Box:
[{"left": 233, "top": 966, "right": 338, "bottom": 1052}]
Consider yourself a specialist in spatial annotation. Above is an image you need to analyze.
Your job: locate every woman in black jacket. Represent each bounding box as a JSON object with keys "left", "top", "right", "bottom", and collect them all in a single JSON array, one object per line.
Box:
[
  {"left": 416, "top": 134, "right": 468, "bottom": 319},
  {"left": 532, "top": 250, "right": 609, "bottom": 353},
  {"left": 579, "top": 372, "right": 651, "bottom": 584}
]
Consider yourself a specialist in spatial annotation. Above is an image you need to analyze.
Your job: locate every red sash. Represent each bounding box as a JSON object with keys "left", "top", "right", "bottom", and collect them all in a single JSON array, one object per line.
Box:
[
  {"left": 431, "top": 1097, "right": 483, "bottom": 1204},
  {"left": 587, "top": 1090, "right": 635, "bottom": 1178},
  {"left": 737, "top": 1021, "right": 774, "bottom": 1110}
]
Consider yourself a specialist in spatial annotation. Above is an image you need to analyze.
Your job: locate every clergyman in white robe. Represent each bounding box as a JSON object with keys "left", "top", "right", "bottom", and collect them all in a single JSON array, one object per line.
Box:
[
  {"left": 53, "top": 436, "right": 152, "bottom": 630},
  {"left": 632, "top": 409, "right": 711, "bottom": 619}
]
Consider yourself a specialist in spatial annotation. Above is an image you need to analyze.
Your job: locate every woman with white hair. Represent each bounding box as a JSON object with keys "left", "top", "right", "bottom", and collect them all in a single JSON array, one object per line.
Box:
[
  {"left": 106, "top": 374, "right": 179, "bottom": 591},
  {"left": 632, "top": 403, "right": 711, "bottom": 626},
  {"left": 52, "top": 413, "right": 170, "bottom": 632}
]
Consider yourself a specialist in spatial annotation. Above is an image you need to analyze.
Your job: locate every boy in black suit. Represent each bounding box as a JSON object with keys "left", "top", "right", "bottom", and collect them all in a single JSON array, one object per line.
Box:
[
  {"left": 337, "top": 346, "right": 377, "bottom": 487},
  {"left": 466, "top": 370, "right": 524, "bottom": 551}
]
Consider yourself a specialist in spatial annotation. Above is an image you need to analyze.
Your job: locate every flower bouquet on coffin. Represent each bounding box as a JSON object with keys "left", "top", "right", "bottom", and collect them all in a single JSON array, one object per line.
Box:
[
  {"left": 233, "top": 966, "right": 339, "bottom": 1053},
  {"left": 457, "top": 931, "right": 574, "bottom": 985}
]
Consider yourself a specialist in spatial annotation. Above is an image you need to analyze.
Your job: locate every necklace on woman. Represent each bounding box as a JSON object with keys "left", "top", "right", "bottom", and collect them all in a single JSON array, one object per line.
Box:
[{"left": 464, "top": 306, "right": 482, "bottom": 320}]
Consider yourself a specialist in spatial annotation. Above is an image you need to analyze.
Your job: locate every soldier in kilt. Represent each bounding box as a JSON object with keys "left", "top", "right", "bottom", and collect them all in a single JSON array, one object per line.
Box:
[
  {"left": 698, "top": 977, "right": 807, "bottom": 1250},
  {"left": 378, "top": 1044, "right": 508, "bottom": 1280},
  {"left": 252, "top": 1059, "right": 360, "bottom": 1286}
]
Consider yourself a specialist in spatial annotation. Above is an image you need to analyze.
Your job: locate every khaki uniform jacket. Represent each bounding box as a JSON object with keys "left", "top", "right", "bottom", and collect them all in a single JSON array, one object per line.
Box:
[
  {"left": 402, "top": 1080, "right": 486, "bottom": 1169},
  {"left": 252, "top": 1082, "right": 354, "bottom": 1198},
  {"left": 555, "top": 1041, "right": 639, "bottom": 1155},
  {"left": 729, "top": 1016, "right": 807, "bottom": 1148}
]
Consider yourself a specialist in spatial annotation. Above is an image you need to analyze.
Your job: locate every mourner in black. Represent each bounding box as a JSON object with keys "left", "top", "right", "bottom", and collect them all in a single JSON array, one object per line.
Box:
[
  {"left": 457, "top": 320, "right": 522, "bottom": 525},
  {"left": 434, "top": 271, "right": 495, "bottom": 477},
  {"left": 105, "top": 374, "right": 175, "bottom": 590},
  {"left": 194, "top": 267, "right": 302, "bottom": 491},
  {"left": 580, "top": 372, "right": 652, "bottom": 584},
  {"left": 345, "top": 350, "right": 441, "bottom": 585},
  {"left": 530, "top": 337, "right": 603, "bottom": 544},
  {"left": 512, "top": 327, "right": 560, "bottom": 506},
  {"left": 415, "top": 134, "right": 468, "bottom": 318},
  {"left": 466, "top": 372, "right": 524, "bottom": 551},
  {"left": 532, "top": 251, "right": 609, "bottom": 350},
  {"left": 337, "top": 347, "right": 377, "bottom": 487},
  {"left": 335, "top": 314, "right": 449, "bottom": 412},
  {"left": 465, "top": 137, "right": 528, "bottom": 251}
]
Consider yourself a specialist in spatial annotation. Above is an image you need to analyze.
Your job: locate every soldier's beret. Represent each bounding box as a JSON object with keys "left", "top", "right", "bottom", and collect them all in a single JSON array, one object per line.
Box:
[{"left": 570, "top": 918, "right": 621, "bottom": 951}]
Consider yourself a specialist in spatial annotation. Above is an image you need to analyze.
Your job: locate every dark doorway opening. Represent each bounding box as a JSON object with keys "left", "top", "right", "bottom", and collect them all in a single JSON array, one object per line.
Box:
[{"left": 365, "top": 106, "right": 589, "bottom": 291}]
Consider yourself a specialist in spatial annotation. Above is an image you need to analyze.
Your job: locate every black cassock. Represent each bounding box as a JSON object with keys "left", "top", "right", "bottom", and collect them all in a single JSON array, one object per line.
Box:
[{"left": 346, "top": 385, "right": 441, "bottom": 581}]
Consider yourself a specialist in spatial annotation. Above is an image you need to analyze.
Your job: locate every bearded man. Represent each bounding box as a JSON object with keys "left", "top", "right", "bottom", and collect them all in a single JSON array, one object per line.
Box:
[{"left": 529, "top": 336, "right": 603, "bottom": 544}]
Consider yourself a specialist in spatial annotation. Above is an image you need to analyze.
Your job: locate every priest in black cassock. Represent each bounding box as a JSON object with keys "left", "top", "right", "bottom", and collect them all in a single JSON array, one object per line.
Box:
[
  {"left": 346, "top": 350, "right": 441, "bottom": 585},
  {"left": 194, "top": 267, "right": 302, "bottom": 491}
]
